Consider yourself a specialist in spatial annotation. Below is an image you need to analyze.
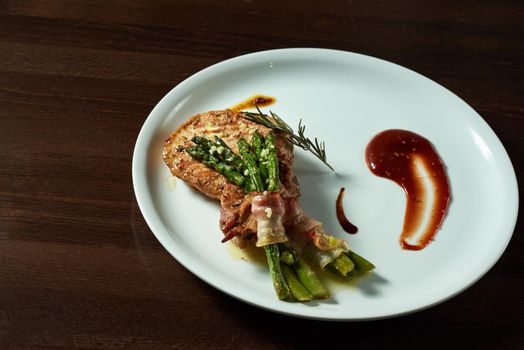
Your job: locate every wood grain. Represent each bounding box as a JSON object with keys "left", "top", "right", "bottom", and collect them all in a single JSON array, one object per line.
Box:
[{"left": 0, "top": 1, "right": 522, "bottom": 349}]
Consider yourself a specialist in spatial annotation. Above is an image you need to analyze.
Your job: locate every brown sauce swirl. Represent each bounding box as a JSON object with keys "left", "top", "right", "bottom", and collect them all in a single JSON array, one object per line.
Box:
[
  {"left": 336, "top": 187, "right": 358, "bottom": 234},
  {"left": 230, "top": 94, "right": 276, "bottom": 111},
  {"left": 365, "top": 129, "right": 450, "bottom": 250}
]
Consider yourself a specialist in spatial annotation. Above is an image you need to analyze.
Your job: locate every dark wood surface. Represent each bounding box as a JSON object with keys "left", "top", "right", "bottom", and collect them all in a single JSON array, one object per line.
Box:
[{"left": 1, "top": 1, "right": 522, "bottom": 348}]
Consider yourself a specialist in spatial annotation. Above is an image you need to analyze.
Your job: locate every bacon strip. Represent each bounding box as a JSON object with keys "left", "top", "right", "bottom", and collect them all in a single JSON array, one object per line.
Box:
[{"left": 251, "top": 192, "right": 288, "bottom": 247}]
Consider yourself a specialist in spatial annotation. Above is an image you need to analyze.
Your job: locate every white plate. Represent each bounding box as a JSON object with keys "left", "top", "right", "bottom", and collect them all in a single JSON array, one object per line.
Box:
[{"left": 132, "top": 48, "right": 518, "bottom": 320}]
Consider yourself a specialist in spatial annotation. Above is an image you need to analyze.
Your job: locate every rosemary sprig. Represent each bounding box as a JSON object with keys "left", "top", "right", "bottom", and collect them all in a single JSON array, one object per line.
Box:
[{"left": 243, "top": 107, "right": 334, "bottom": 171}]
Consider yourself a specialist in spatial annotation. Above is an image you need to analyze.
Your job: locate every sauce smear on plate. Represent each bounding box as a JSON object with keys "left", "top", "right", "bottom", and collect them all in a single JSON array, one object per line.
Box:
[
  {"left": 336, "top": 187, "right": 358, "bottom": 234},
  {"left": 230, "top": 94, "right": 276, "bottom": 111},
  {"left": 365, "top": 129, "right": 450, "bottom": 250}
]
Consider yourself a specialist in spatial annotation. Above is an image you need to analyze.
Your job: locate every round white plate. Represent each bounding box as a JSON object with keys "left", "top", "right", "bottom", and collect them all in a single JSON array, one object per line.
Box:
[{"left": 132, "top": 48, "right": 518, "bottom": 320}]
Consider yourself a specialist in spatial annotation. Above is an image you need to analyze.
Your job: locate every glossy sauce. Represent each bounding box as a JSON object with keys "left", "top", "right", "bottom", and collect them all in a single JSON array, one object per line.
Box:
[
  {"left": 336, "top": 187, "right": 358, "bottom": 234},
  {"left": 230, "top": 94, "right": 276, "bottom": 111},
  {"left": 365, "top": 129, "right": 450, "bottom": 250},
  {"left": 226, "top": 242, "right": 267, "bottom": 265}
]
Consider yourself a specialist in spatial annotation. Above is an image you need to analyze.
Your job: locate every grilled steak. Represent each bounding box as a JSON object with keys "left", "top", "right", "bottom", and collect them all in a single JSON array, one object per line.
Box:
[{"left": 163, "top": 109, "right": 300, "bottom": 247}]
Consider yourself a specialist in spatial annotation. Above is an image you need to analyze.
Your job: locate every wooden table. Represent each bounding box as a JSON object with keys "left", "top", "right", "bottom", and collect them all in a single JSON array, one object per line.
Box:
[{"left": 1, "top": 1, "right": 522, "bottom": 348}]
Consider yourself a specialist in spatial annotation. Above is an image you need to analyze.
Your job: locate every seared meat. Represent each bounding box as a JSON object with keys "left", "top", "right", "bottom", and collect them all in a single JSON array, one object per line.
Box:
[{"left": 163, "top": 109, "right": 300, "bottom": 247}]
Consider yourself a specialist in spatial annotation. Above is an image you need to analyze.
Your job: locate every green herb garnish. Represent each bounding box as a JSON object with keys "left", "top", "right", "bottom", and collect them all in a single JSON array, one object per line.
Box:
[{"left": 243, "top": 107, "right": 334, "bottom": 171}]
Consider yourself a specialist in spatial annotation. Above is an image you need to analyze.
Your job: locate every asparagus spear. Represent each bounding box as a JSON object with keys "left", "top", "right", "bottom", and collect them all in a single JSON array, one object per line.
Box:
[
  {"left": 238, "top": 138, "right": 264, "bottom": 192},
  {"left": 265, "top": 132, "right": 280, "bottom": 192},
  {"left": 186, "top": 145, "right": 246, "bottom": 187},
  {"left": 213, "top": 136, "right": 245, "bottom": 172},
  {"left": 192, "top": 136, "right": 245, "bottom": 173},
  {"left": 282, "top": 265, "right": 313, "bottom": 301},
  {"left": 191, "top": 136, "right": 214, "bottom": 151},
  {"left": 251, "top": 132, "right": 268, "bottom": 185},
  {"left": 264, "top": 244, "right": 292, "bottom": 300},
  {"left": 237, "top": 136, "right": 296, "bottom": 299},
  {"left": 262, "top": 133, "right": 328, "bottom": 300},
  {"left": 251, "top": 132, "right": 265, "bottom": 159}
]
